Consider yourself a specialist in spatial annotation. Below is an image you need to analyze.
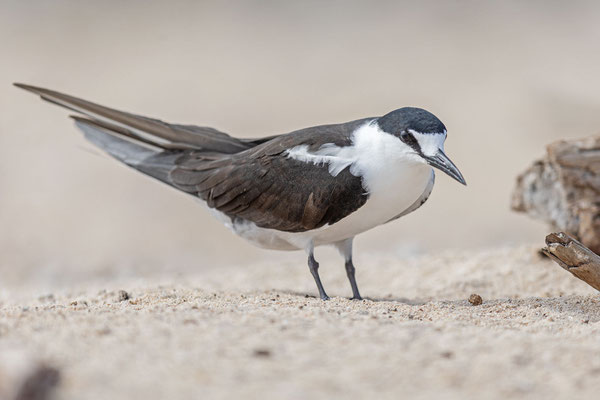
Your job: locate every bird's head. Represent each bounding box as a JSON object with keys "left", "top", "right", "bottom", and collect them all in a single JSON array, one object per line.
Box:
[{"left": 377, "top": 107, "right": 466, "bottom": 185}]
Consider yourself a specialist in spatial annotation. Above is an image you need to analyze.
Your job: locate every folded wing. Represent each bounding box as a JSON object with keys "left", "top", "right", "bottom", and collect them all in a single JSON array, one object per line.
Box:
[{"left": 170, "top": 147, "right": 368, "bottom": 232}]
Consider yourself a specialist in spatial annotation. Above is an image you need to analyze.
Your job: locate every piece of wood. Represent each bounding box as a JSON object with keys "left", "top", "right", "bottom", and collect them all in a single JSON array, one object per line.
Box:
[
  {"left": 512, "top": 136, "right": 600, "bottom": 253},
  {"left": 543, "top": 232, "right": 600, "bottom": 292}
]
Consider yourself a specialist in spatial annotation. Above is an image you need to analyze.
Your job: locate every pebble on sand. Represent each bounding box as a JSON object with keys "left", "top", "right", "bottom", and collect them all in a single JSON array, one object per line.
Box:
[
  {"left": 468, "top": 294, "right": 483, "bottom": 306},
  {"left": 117, "top": 290, "right": 130, "bottom": 302}
]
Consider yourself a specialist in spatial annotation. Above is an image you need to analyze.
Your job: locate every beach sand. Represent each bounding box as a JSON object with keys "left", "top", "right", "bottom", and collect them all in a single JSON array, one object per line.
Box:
[{"left": 1, "top": 246, "right": 599, "bottom": 400}]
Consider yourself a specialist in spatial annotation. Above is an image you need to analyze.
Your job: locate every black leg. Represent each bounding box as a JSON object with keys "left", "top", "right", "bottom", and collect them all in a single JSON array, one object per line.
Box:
[
  {"left": 345, "top": 259, "right": 362, "bottom": 300},
  {"left": 308, "top": 253, "right": 329, "bottom": 300},
  {"left": 334, "top": 238, "right": 362, "bottom": 300}
]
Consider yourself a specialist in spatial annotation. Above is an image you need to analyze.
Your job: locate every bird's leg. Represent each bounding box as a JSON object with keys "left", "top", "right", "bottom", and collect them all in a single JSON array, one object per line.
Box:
[
  {"left": 345, "top": 258, "right": 362, "bottom": 300},
  {"left": 307, "top": 253, "right": 329, "bottom": 301},
  {"left": 335, "top": 238, "right": 362, "bottom": 300}
]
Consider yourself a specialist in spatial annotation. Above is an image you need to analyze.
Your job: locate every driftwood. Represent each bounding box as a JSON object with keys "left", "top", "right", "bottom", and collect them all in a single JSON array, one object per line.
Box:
[
  {"left": 512, "top": 136, "right": 600, "bottom": 253},
  {"left": 543, "top": 232, "right": 600, "bottom": 291}
]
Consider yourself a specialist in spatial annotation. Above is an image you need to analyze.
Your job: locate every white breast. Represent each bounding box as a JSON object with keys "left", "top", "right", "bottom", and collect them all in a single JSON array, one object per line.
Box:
[{"left": 216, "top": 121, "right": 437, "bottom": 251}]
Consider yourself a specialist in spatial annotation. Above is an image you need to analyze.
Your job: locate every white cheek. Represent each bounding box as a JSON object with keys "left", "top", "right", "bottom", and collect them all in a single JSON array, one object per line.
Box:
[{"left": 410, "top": 130, "right": 446, "bottom": 157}]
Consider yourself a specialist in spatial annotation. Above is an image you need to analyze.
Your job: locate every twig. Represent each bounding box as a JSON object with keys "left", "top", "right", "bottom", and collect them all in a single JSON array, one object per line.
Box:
[{"left": 543, "top": 232, "right": 600, "bottom": 291}]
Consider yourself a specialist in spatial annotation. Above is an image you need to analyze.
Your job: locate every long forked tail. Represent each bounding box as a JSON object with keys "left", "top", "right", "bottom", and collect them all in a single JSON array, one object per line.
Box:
[
  {"left": 14, "top": 83, "right": 253, "bottom": 153},
  {"left": 13, "top": 83, "right": 267, "bottom": 187}
]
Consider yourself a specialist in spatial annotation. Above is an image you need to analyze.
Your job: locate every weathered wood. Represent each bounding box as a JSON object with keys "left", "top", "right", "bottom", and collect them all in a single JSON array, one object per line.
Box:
[
  {"left": 512, "top": 136, "right": 600, "bottom": 253},
  {"left": 543, "top": 232, "right": 600, "bottom": 292}
]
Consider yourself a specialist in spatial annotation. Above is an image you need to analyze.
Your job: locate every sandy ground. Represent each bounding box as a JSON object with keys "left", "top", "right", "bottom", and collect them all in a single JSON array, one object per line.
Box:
[{"left": 1, "top": 246, "right": 600, "bottom": 400}]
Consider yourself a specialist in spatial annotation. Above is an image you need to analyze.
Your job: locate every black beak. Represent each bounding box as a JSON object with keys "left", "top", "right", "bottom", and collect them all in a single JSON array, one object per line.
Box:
[{"left": 425, "top": 150, "right": 466, "bottom": 185}]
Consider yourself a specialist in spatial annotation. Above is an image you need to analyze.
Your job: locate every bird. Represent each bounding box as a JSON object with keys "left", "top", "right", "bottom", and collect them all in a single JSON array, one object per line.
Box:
[{"left": 14, "top": 83, "right": 466, "bottom": 300}]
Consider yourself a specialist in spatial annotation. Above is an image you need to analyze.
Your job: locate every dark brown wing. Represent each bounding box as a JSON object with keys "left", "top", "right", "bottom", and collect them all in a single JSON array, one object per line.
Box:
[
  {"left": 170, "top": 151, "right": 368, "bottom": 232},
  {"left": 169, "top": 122, "right": 372, "bottom": 232}
]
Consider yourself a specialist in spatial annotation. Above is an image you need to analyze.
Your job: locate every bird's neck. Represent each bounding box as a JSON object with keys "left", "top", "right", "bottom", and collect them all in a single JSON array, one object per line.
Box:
[{"left": 350, "top": 121, "right": 430, "bottom": 194}]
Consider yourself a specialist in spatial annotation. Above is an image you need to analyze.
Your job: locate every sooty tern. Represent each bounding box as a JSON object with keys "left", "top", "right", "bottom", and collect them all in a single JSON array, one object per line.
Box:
[{"left": 15, "top": 83, "right": 466, "bottom": 300}]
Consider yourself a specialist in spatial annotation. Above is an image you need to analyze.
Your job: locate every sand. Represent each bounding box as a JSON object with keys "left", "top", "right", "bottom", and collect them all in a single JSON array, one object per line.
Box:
[{"left": 1, "top": 246, "right": 600, "bottom": 400}]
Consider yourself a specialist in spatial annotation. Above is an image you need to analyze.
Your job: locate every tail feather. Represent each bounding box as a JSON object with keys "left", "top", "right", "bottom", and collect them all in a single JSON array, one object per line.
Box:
[
  {"left": 71, "top": 115, "right": 166, "bottom": 151},
  {"left": 14, "top": 82, "right": 283, "bottom": 192},
  {"left": 14, "top": 83, "right": 255, "bottom": 154},
  {"left": 75, "top": 118, "right": 179, "bottom": 185}
]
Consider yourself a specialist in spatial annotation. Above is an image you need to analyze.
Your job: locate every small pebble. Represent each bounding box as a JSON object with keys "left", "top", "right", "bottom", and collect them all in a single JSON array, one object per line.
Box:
[
  {"left": 117, "top": 290, "right": 130, "bottom": 302},
  {"left": 468, "top": 294, "right": 483, "bottom": 306}
]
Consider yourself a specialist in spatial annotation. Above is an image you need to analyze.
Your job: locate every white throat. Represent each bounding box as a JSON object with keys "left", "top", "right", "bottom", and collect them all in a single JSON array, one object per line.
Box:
[{"left": 285, "top": 120, "right": 427, "bottom": 193}]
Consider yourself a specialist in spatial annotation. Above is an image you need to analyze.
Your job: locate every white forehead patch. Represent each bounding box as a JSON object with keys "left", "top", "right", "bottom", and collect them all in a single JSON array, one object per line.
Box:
[{"left": 409, "top": 129, "right": 446, "bottom": 157}]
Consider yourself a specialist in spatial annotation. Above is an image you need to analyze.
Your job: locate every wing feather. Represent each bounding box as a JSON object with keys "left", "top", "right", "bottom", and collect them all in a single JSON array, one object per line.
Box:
[{"left": 170, "top": 149, "right": 368, "bottom": 232}]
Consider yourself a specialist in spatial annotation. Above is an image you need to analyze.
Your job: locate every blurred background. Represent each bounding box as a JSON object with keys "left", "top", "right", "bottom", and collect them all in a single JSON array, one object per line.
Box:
[{"left": 1, "top": 0, "right": 600, "bottom": 289}]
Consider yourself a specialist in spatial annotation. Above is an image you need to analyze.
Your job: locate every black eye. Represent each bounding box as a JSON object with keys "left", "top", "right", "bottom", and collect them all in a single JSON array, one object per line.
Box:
[{"left": 400, "top": 130, "right": 417, "bottom": 146}]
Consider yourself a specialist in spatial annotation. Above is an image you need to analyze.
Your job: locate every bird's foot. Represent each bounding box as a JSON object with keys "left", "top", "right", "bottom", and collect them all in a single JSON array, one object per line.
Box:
[
  {"left": 350, "top": 295, "right": 363, "bottom": 301},
  {"left": 320, "top": 294, "right": 330, "bottom": 301}
]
